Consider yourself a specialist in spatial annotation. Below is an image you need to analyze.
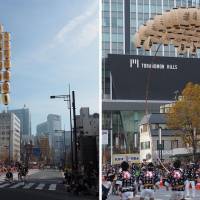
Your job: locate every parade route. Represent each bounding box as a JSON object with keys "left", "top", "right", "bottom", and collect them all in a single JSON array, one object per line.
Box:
[{"left": 108, "top": 188, "right": 200, "bottom": 200}]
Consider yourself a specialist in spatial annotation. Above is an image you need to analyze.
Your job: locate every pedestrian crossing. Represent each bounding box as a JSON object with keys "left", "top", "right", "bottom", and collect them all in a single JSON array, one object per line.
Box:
[
  {"left": 0, "top": 181, "right": 58, "bottom": 191},
  {"left": 0, "top": 169, "right": 40, "bottom": 183}
]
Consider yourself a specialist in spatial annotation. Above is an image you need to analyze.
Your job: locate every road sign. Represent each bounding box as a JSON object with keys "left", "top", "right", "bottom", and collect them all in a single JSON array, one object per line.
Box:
[
  {"left": 32, "top": 147, "right": 40, "bottom": 157},
  {"left": 102, "top": 130, "right": 108, "bottom": 145},
  {"left": 157, "top": 144, "right": 163, "bottom": 150}
]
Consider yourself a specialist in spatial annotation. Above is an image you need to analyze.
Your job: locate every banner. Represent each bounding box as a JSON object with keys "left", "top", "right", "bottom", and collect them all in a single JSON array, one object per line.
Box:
[
  {"left": 108, "top": 54, "right": 200, "bottom": 100},
  {"left": 102, "top": 130, "right": 108, "bottom": 145},
  {"left": 112, "top": 153, "right": 140, "bottom": 165}
]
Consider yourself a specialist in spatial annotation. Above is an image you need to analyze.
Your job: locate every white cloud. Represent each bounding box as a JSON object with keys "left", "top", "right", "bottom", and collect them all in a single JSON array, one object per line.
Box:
[{"left": 52, "top": 1, "right": 98, "bottom": 48}]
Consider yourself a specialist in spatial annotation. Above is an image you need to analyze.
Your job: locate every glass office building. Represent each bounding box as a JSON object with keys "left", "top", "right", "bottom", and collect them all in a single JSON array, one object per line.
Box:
[{"left": 102, "top": 0, "right": 199, "bottom": 163}]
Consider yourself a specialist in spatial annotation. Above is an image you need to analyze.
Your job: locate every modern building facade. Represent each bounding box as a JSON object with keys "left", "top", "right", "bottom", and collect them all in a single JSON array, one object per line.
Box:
[
  {"left": 8, "top": 106, "right": 31, "bottom": 137},
  {"left": 0, "top": 112, "right": 20, "bottom": 162},
  {"left": 102, "top": 0, "right": 200, "bottom": 163},
  {"left": 36, "top": 114, "right": 63, "bottom": 164}
]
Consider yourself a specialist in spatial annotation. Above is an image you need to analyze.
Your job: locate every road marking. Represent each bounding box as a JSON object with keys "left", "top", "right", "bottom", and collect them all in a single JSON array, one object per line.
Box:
[
  {"left": 35, "top": 183, "right": 45, "bottom": 190},
  {"left": 10, "top": 182, "right": 25, "bottom": 188},
  {"left": 23, "top": 183, "right": 34, "bottom": 189},
  {"left": 0, "top": 183, "right": 10, "bottom": 188},
  {"left": 48, "top": 184, "right": 56, "bottom": 191}
]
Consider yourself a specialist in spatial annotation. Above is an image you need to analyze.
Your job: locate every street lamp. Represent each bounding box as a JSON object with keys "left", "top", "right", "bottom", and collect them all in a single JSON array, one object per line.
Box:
[{"left": 50, "top": 86, "right": 74, "bottom": 170}]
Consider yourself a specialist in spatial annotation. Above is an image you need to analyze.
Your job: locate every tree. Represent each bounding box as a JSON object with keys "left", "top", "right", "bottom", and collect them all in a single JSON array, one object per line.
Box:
[{"left": 166, "top": 82, "right": 200, "bottom": 161}]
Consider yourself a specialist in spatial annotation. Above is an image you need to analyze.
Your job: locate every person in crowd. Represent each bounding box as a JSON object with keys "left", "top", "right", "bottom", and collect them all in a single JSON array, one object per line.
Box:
[
  {"left": 165, "top": 160, "right": 186, "bottom": 200},
  {"left": 185, "top": 162, "right": 197, "bottom": 198},
  {"left": 139, "top": 162, "right": 160, "bottom": 200},
  {"left": 5, "top": 167, "right": 13, "bottom": 183},
  {"left": 117, "top": 161, "right": 136, "bottom": 200}
]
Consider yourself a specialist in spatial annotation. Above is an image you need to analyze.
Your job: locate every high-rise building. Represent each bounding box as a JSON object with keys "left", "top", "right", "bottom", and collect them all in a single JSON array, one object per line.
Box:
[
  {"left": 0, "top": 112, "right": 20, "bottom": 161},
  {"left": 76, "top": 107, "right": 99, "bottom": 169},
  {"left": 8, "top": 106, "right": 31, "bottom": 137},
  {"left": 76, "top": 107, "right": 99, "bottom": 137},
  {"left": 102, "top": 0, "right": 200, "bottom": 162},
  {"left": 36, "top": 114, "right": 61, "bottom": 136}
]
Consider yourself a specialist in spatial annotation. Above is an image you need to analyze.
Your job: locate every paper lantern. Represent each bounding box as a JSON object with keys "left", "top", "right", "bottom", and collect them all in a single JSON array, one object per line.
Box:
[
  {"left": 150, "top": 36, "right": 160, "bottom": 44},
  {"left": 1, "top": 82, "right": 10, "bottom": 93},
  {"left": 0, "top": 61, "right": 3, "bottom": 70},
  {"left": 3, "top": 70, "right": 10, "bottom": 82},
  {"left": 182, "top": 9, "right": 190, "bottom": 27},
  {"left": 153, "top": 15, "right": 165, "bottom": 32},
  {"left": 177, "top": 43, "right": 186, "bottom": 55},
  {"left": 134, "top": 32, "right": 142, "bottom": 48},
  {"left": 189, "top": 43, "right": 197, "bottom": 55},
  {"left": 0, "top": 33, "right": 3, "bottom": 42},
  {"left": 143, "top": 37, "right": 152, "bottom": 51},
  {"left": 0, "top": 72, "right": 2, "bottom": 81},
  {"left": 195, "top": 8, "right": 200, "bottom": 27},
  {"left": 4, "top": 60, "right": 11, "bottom": 70},
  {"left": 0, "top": 51, "right": 2, "bottom": 60},
  {"left": 189, "top": 8, "right": 198, "bottom": 26},
  {"left": 135, "top": 7, "right": 200, "bottom": 53},
  {"left": 4, "top": 32, "right": 10, "bottom": 41},
  {"left": 170, "top": 9, "right": 179, "bottom": 27},
  {"left": 2, "top": 93, "right": 10, "bottom": 105},
  {"left": 193, "top": 37, "right": 198, "bottom": 43},
  {"left": 176, "top": 8, "right": 185, "bottom": 27},
  {"left": 163, "top": 11, "right": 174, "bottom": 29},
  {"left": 138, "top": 25, "right": 148, "bottom": 42},
  {"left": 4, "top": 50, "right": 10, "bottom": 59},
  {"left": 185, "top": 36, "right": 192, "bottom": 48},
  {"left": 4, "top": 41, "right": 10, "bottom": 50},
  {"left": 161, "top": 33, "right": 169, "bottom": 46},
  {"left": 167, "top": 32, "right": 176, "bottom": 40},
  {"left": 0, "top": 25, "right": 3, "bottom": 33},
  {"left": 195, "top": 41, "right": 200, "bottom": 49}
]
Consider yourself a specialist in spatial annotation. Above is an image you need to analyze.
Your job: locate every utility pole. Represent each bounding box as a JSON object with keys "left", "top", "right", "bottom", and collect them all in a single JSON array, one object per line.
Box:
[
  {"left": 72, "top": 91, "right": 78, "bottom": 170},
  {"left": 68, "top": 85, "right": 73, "bottom": 170}
]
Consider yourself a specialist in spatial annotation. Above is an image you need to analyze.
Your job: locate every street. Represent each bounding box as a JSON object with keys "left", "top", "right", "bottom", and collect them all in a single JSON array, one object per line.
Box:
[
  {"left": 0, "top": 169, "right": 97, "bottom": 200},
  {"left": 108, "top": 188, "right": 200, "bottom": 200}
]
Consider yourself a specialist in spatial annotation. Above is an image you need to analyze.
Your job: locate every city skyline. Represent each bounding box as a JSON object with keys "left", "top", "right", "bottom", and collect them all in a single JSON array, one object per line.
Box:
[{"left": 0, "top": 0, "right": 99, "bottom": 134}]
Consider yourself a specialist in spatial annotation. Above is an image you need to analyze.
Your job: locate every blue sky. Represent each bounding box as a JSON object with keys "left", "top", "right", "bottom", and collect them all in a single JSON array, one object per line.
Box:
[{"left": 0, "top": 0, "right": 99, "bottom": 134}]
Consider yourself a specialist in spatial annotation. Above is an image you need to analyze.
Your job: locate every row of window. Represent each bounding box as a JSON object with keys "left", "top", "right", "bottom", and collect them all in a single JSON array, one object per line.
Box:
[
  {"left": 103, "top": 17, "right": 123, "bottom": 27},
  {"left": 103, "top": 2, "right": 123, "bottom": 12},
  {"left": 103, "top": 33, "right": 124, "bottom": 42},
  {"left": 140, "top": 140, "right": 179, "bottom": 150}
]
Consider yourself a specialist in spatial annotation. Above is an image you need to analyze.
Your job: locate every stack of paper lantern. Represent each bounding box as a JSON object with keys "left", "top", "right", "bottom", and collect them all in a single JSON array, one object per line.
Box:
[
  {"left": 134, "top": 7, "right": 200, "bottom": 56},
  {"left": 0, "top": 25, "right": 10, "bottom": 105}
]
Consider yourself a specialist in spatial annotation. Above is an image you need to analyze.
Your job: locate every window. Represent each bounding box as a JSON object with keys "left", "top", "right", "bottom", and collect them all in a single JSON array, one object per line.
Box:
[
  {"left": 171, "top": 140, "right": 178, "bottom": 149},
  {"left": 141, "top": 141, "right": 150, "bottom": 150},
  {"left": 103, "top": 2, "right": 109, "bottom": 11},
  {"left": 130, "top": 4, "right": 136, "bottom": 12},
  {"left": 143, "top": 124, "right": 148, "bottom": 132},
  {"left": 103, "top": 17, "right": 110, "bottom": 27},
  {"left": 112, "top": 34, "right": 123, "bottom": 42},
  {"left": 103, "top": 33, "right": 110, "bottom": 42}
]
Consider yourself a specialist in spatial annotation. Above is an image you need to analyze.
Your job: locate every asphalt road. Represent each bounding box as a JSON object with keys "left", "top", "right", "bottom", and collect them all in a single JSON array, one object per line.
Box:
[
  {"left": 108, "top": 188, "right": 200, "bottom": 200},
  {"left": 0, "top": 169, "right": 97, "bottom": 200}
]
